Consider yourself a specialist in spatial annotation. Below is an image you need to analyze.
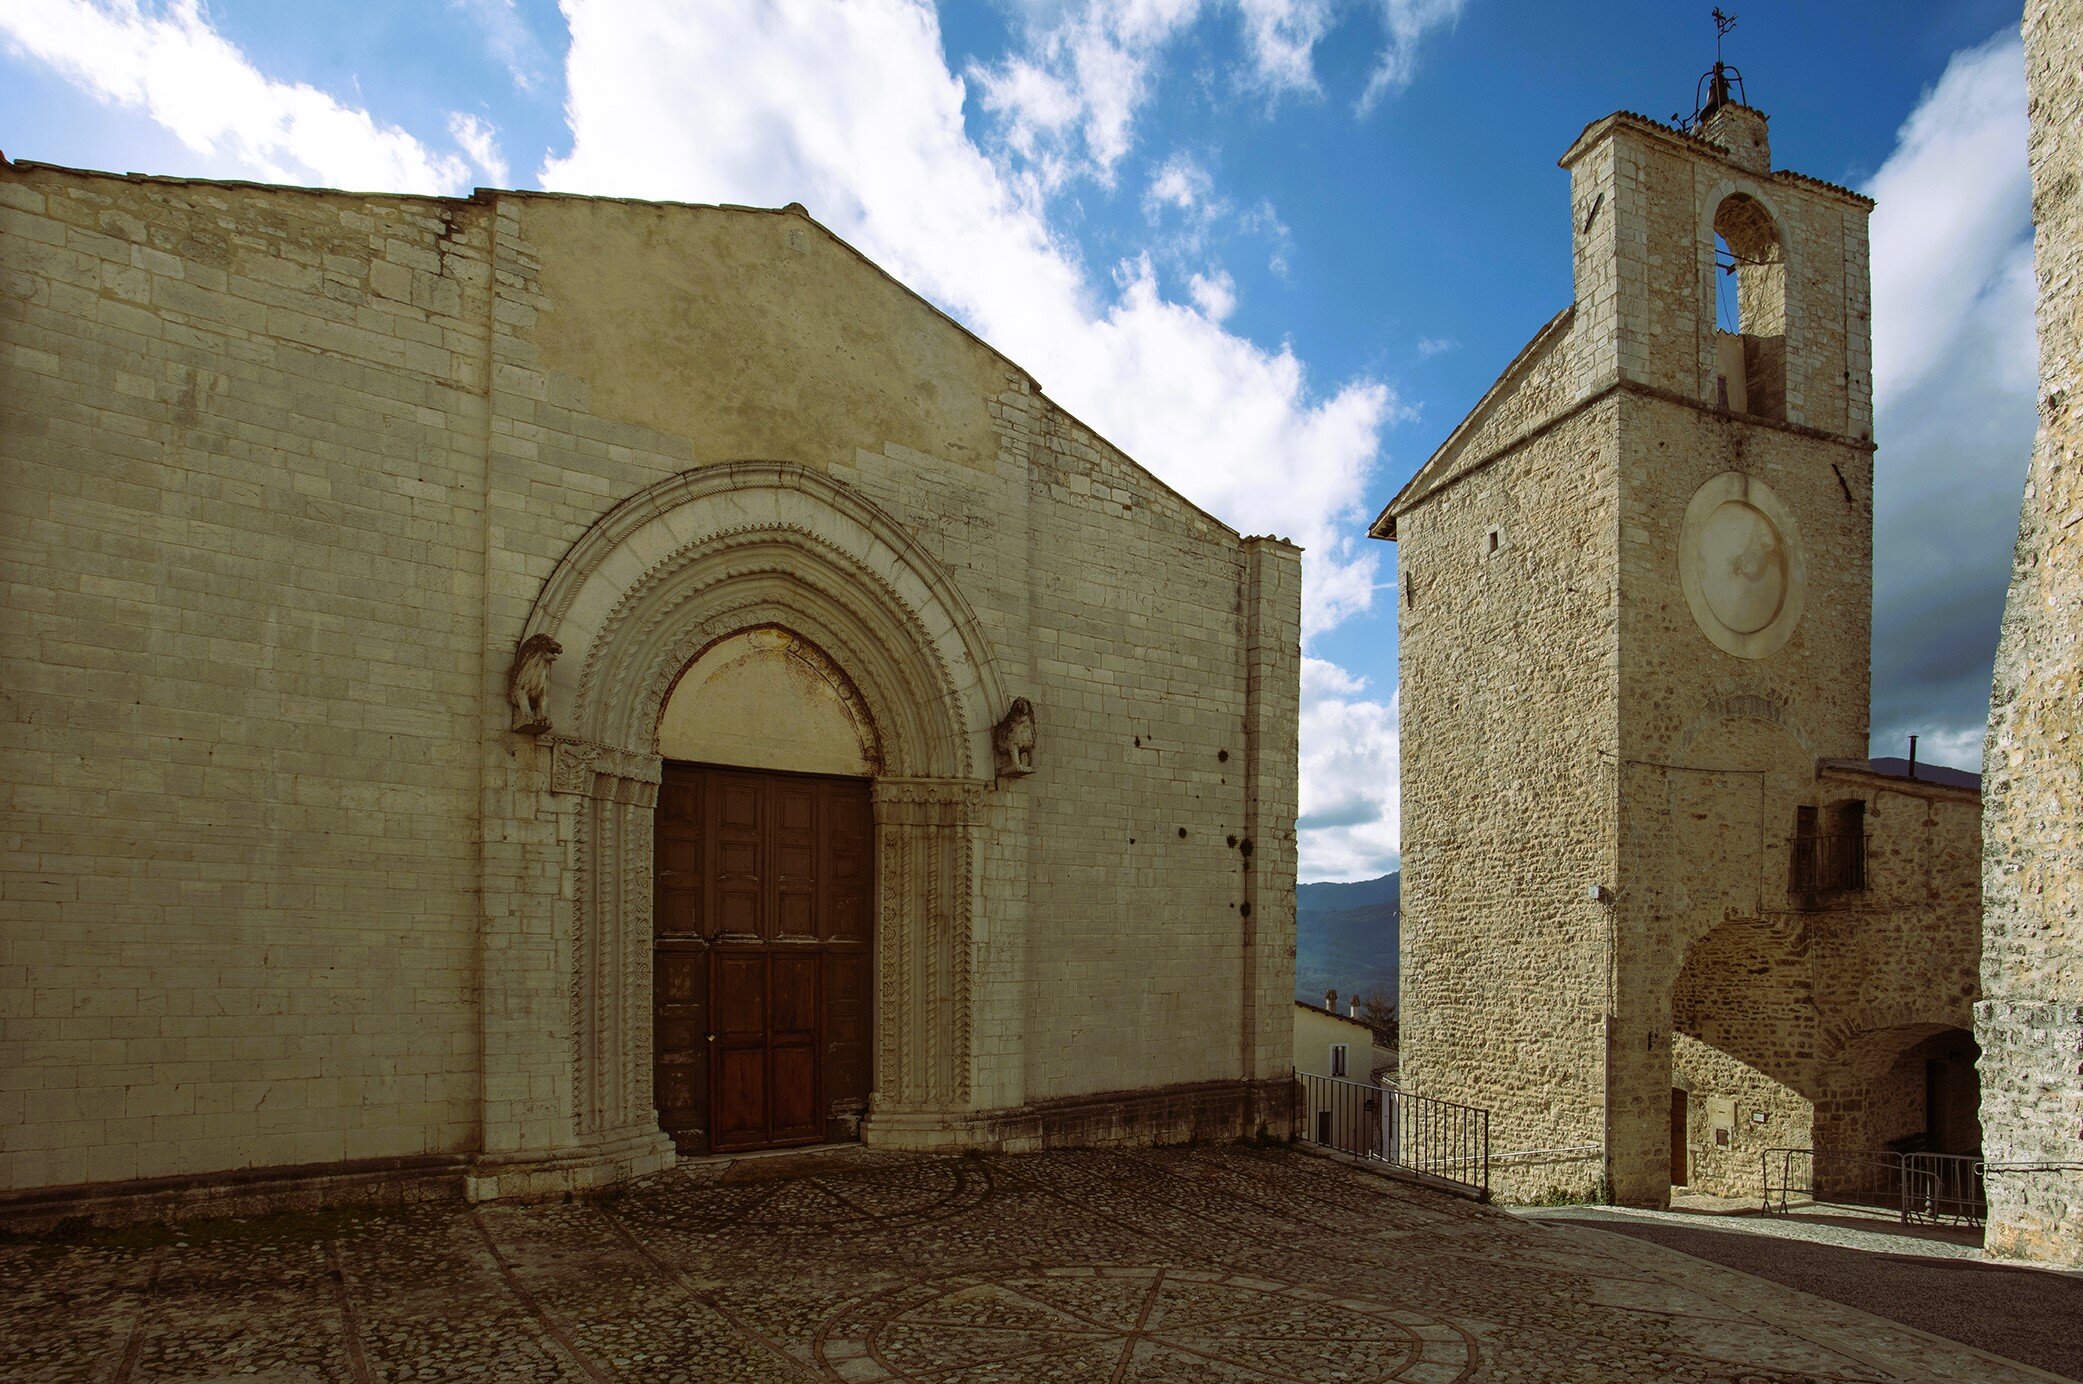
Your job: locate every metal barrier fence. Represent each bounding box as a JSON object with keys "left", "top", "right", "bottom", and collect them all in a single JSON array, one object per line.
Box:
[
  {"left": 1761, "top": 1146, "right": 1985, "bottom": 1225},
  {"left": 1296, "top": 1073, "right": 1490, "bottom": 1200}
]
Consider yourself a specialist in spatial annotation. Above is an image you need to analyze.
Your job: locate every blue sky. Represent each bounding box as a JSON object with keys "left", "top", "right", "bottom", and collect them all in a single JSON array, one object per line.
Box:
[{"left": 0, "top": 1, "right": 2038, "bottom": 879}]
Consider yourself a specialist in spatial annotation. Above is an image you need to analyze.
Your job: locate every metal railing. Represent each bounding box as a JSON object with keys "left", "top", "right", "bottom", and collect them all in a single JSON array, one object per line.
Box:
[
  {"left": 1762, "top": 1146, "right": 1985, "bottom": 1225},
  {"left": 1789, "top": 831, "right": 1865, "bottom": 892},
  {"left": 1296, "top": 1073, "right": 1490, "bottom": 1200},
  {"left": 1900, "top": 1152, "right": 1986, "bottom": 1225}
]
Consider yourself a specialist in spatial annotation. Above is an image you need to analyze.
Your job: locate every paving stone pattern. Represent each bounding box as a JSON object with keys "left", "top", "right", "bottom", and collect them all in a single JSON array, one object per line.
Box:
[{"left": 0, "top": 1146, "right": 2054, "bottom": 1382}]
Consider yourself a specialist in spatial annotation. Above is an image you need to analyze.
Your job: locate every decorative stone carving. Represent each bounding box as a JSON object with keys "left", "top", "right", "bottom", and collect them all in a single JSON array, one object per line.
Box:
[
  {"left": 1678, "top": 472, "right": 1806, "bottom": 660},
  {"left": 548, "top": 737, "right": 660, "bottom": 799},
  {"left": 509, "top": 633, "right": 562, "bottom": 735},
  {"left": 873, "top": 778, "right": 989, "bottom": 1111},
  {"left": 994, "top": 696, "right": 1037, "bottom": 777}
]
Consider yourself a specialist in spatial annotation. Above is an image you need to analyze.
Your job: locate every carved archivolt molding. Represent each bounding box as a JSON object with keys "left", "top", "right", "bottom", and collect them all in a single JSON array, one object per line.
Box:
[
  {"left": 519, "top": 461, "right": 1004, "bottom": 779},
  {"left": 511, "top": 462, "right": 1010, "bottom": 1147}
]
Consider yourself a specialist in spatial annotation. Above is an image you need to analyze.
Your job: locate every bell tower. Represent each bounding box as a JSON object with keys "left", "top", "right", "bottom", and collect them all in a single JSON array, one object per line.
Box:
[
  {"left": 1373, "top": 33, "right": 1879, "bottom": 1205},
  {"left": 1573, "top": 63, "right": 1879, "bottom": 1204}
]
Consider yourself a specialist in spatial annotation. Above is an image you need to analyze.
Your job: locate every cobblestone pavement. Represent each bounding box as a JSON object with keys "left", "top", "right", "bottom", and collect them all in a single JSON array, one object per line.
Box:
[{"left": 0, "top": 1143, "right": 2066, "bottom": 1383}]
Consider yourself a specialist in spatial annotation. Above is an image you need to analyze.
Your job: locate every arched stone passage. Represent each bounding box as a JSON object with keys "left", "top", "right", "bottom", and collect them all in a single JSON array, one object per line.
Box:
[
  {"left": 480, "top": 462, "right": 1012, "bottom": 1194},
  {"left": 1812, "top": 1023, "right": 1981, "bottom": 1156},
  {"left": 1668, "top": 916, "right": 1819, "bottom": 1196}
]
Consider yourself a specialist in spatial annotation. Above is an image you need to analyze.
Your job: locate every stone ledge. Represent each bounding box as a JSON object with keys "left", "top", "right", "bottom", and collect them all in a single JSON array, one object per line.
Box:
[
  {"left": 0, "top": 1153, "right": 470, "bottom": 1234},
  {"left": 466, "top": 1126, "right": 678, "bottom": 1203},
  {"left": 864, "top": 1076, "right": 1296, "bottom": 1154}
]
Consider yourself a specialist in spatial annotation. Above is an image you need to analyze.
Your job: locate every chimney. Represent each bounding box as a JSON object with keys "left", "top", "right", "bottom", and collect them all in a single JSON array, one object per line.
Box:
[
  {"left": 1324, "top": 989, "right": 1337, "bottom": 1013},
  {"left": 1908, "top": 735, "right": 1919, "bottom": 780},
  {"left": 1349, "top": 996, "right": 1360, "bottom": 1020}
]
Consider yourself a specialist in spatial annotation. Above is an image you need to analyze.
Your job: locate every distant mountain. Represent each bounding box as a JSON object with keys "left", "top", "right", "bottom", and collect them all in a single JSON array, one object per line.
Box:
[{"left": 1295, "top": 872, "right": 1399, "bottom": 1009}]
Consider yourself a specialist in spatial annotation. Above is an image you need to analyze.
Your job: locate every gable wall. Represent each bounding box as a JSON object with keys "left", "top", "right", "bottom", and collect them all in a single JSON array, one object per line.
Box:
[{"left": 0, "top": 165, "right": 1296, "bottom": 1195}]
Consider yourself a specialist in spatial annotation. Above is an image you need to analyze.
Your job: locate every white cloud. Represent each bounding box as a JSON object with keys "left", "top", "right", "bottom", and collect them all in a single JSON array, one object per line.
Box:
[
  {"left": 1234, "top": 0, "right": 1334, "bottom": 95},
  {"left": 974, "top": 0, "right": 1440, "bottom": 193},
  {"left": 1865, "top": 28, "right": 2036, "bottom": 772},
  {"left": 448, "top": 112, "right": 509, "bottom": 185},
  {"left": 1870, "top": 30, "right": 2034, "bottom": 405},
  {"left": 971, "top": 0, "right": 1202, "bottom": 189},
  {"left": 1416, "top": 335, "right": 1455, "bottom": 358},
  {"left": 544, "top": 0, "right": 1396, "bottom": 641},
  {"left": 1188, "top": 268, "right": 1238, "bottom": 320},
  {"left": 1145, "top": 151, "right": 1217, "bottom": 214},
  {"left": 0, "top": 0, "right": 472, "bottom": 193},
  {"left": 449, "top": 0, "right": 549, "bottom": 92},
  {"left": 1298, "top": 657, "right": 1401, "bottom": 880},
  {"left": 1358, "top": 0, "right": 1465, "bottom": 112}
]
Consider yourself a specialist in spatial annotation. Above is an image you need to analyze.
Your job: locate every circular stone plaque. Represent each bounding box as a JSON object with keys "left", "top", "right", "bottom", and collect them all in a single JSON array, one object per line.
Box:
[{"left": 1678, "top": 473, "right": 1804, "bottom": 659}]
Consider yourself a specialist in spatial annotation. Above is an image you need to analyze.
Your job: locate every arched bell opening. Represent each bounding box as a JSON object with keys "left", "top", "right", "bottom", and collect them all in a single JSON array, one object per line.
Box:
[{"left": 1709, "top": 192, "right": 1788, "bottom": 420}]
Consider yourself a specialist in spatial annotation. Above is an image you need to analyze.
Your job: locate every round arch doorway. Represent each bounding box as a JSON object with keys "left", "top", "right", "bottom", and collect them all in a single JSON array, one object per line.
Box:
[{"left": 652, "top": 626, "right": 880, "bottom": 1156}]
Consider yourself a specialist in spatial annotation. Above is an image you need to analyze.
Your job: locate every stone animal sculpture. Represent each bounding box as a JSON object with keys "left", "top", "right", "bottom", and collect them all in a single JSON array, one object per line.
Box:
[
  {"left": 509, "top": 633, "right": 562, "bottom": 735},
  {"left": 994, "top": 695, "right": 1037, "bottom": 777}
]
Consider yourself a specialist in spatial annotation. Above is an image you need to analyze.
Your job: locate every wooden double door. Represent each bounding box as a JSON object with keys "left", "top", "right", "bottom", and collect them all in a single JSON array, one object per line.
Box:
[{"left": 653, "top": 763, "right": 874, "bottom": 1155}]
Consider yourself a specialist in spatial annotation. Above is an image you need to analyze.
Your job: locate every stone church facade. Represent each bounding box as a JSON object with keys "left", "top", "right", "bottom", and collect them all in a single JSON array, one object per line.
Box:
[
  {"left": 1979, "top": 0, "right": 2083, "bottom": 1268},
  {"left": 1372, "top": 97, "right": 1982, "bottom": 1205},
  {"left": 0, "top": 160, "right": 1299, "bottom": 1214}
]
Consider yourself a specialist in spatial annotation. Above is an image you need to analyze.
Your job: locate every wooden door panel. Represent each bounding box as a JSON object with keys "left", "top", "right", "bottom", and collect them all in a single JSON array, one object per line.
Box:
[
  {"left": 712, "top": 776, "right": 764, "bottom": 939},
  {"left": 825, "top": 785, "right": 871, "bottom": 943},
  {"left": 652, "top": 939, "right": 708, "bottom": 1153},
  {"left": 771, "top": 781, "right": 819, "bottom": 940},
  {"left": 824, "top": 951, "right": 872, "bottom": 1117},
  {"left": 772, "top": 953, "right": 820, "bottom": 1031},
  {"left": 714, "top": 1046, "right": 768, "bottom": 1150},
  {"left": 714, "top": 952, "right": 767, "bottom": 1037},
  {"left": 768, "top": 952, "right": 821, "bottom": 1144},
  {"left": 770, "top": 1043, "right": 821, "bottom": 1142},
  {"left": 656, "top": 762, "right": 873, "bottom": 1155}
]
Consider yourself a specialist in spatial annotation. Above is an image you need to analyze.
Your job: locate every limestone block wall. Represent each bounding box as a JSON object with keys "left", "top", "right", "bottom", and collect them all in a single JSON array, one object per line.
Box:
[
  {"left": 1392, "top": 396, "right": 1621, "bottom": 1201},
  {"left": 0, "top": 169, "right": 490, "bottom": 1190},
  {"left": 1979, "top": 0, "right": 2083, "bottom": 1267},
  {"left": 0, "top": 162, "right": 1299, "bottom": 1200},
  {"left": 1672, "top": 1035, "right": 1813, "bottom": 1197}
]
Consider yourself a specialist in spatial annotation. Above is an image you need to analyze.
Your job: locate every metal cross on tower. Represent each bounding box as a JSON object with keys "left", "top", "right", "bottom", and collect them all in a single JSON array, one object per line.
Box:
[{"left": 1681, "top": 8, "right": 1748, "bottom": 129}]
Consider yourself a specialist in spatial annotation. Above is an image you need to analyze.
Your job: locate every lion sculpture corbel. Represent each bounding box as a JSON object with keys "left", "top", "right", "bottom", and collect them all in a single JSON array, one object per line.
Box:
[
  {"left": 509, "top": 633, "right": 562, "bottom": 736},
  {"left": 994, "top": 695, "right": 1037, "bottom": 778}
]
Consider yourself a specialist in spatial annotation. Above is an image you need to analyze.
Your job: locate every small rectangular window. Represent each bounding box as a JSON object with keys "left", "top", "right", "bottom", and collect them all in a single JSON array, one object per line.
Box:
[{"left": 1331, "top": 1044, "right": 1348, "bottom": 1078}]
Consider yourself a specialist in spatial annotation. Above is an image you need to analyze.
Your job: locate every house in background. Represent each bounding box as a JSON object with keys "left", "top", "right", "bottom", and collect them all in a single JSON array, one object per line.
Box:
[{"left": 1295, "top": 991, "right": 1384, "bottom": 1152}]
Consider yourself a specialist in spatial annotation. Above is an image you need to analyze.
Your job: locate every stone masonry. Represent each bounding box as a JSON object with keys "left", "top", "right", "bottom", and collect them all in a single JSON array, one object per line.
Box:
[
  {"left": 1977, "top": 0, "right": 2083, "bottom": 1268},
  {"left": 0, "top": 160, "right": 1300, "bottom": 1215},
  {"left": 1372, "top": 98, "right": 1981, "bottom": 1205}
]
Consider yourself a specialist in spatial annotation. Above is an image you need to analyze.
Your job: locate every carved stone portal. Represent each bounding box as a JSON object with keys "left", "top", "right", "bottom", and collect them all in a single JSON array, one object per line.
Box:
[
  {"left": 994, "top": 696, "right": 1037, "bottom": 777},
  {"left": 509, "top": 633, "right": 562, "bottom": 735}
]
